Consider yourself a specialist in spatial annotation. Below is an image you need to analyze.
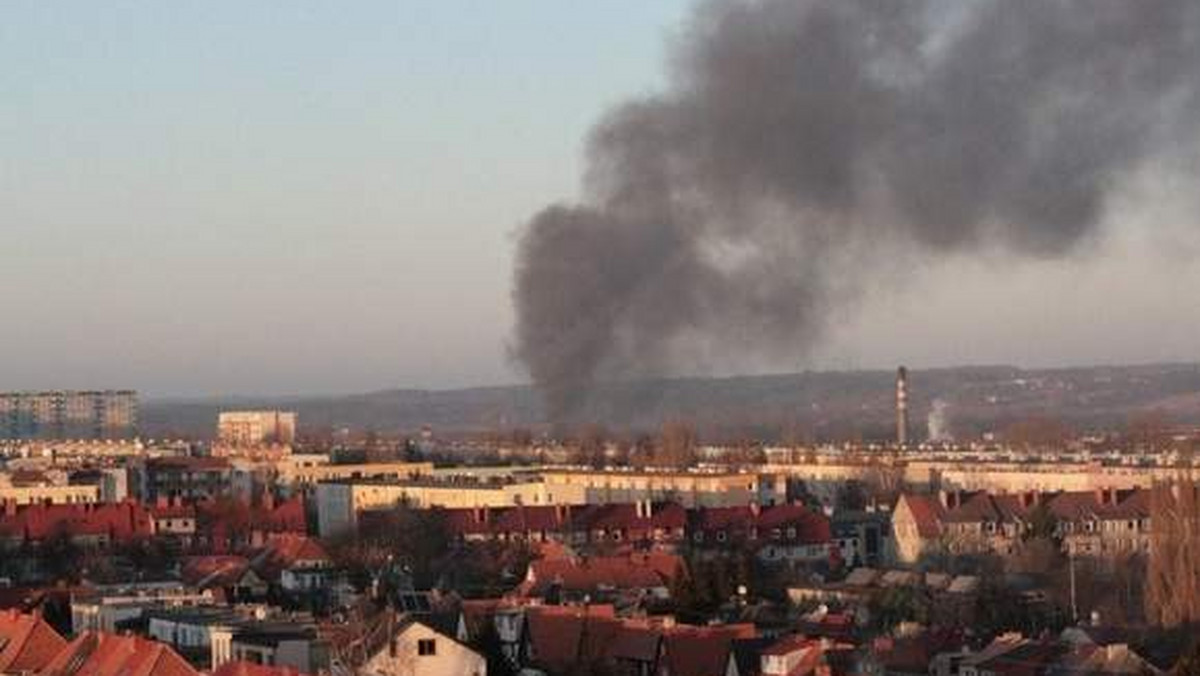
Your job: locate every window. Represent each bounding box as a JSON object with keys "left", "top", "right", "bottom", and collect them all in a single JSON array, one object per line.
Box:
[{"left": 417, "top": 639, "right": 437, "bottom": 656}]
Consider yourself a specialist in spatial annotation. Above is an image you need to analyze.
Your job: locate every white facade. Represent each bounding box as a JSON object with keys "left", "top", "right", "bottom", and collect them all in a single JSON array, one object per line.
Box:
[
  {"left": 218, "top": 411, "right": 297, "bottom": 446},
  {"left": 361, "top": 621, "right": 486, "bottom": 676}
]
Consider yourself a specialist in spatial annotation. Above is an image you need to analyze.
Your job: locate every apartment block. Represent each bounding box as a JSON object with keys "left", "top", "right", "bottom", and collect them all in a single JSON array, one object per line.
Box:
[{"left": 0, "top": 390, "right": 137, "bottom": 440}]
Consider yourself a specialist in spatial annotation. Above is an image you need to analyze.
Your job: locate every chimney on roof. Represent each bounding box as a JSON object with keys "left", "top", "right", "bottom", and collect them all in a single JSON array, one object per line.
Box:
[
  {"left": 473, "top": 506, "right": 490, "bottom": 524},
  {"left": 939, "top": 490, "right": 961, "bottom": 510},
  {"left": 638, "top": 500, "right": 652, "bottom": 519},
  {"left": 896, "top": 366, "right": 910, "bottom": 447}
]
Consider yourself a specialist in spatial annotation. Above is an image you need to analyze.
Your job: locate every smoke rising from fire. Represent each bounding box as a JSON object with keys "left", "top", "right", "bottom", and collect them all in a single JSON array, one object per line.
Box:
[{"left": 513, "top": 0, "right": 1200, "bottom": 421}]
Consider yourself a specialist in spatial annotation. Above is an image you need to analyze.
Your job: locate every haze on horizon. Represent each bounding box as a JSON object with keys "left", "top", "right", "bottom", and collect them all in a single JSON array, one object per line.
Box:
[{"left": 3, "top": 1, "right": 1200, "bottom": 399}]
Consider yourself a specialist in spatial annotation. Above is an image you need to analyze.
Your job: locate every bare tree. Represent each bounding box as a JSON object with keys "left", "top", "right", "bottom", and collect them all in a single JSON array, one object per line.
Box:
[
  {"left": 655, "top": 420, "right": 699, "bottom": 468},
  {"left": 1002, "top": 416, "right": 1073, "bottom": 453},
  {"left": 1146, "top": 471, "right": 1200, "bottom": 627}
]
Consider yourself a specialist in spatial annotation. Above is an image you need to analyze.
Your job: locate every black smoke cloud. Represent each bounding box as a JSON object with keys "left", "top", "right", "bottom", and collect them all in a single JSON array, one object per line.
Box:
[{"left": 514, "top": 0, "right": 1200, "bottom": 421}]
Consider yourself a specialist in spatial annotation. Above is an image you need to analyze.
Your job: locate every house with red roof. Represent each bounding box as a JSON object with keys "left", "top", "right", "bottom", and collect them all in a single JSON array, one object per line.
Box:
[
  {"left": 893, "top": 489, "right": 1154, "bottom": 563},
  {"left": 0, "top": 501, "right": 154, "bottom": 550},
  {"left": 180, "top": 556, "right": 267, "bottom": 602},
  {"left": 660, "top": 623, "right": 758, "bottom": 676},
  {"left": 892, "top": 494, "right": 947, "bottom": 564},
  {"left": 520, "top": 552, "right": 685, "bottom": 605},
  {"left": 688, "top": 503, "right": 832, "bottom": 562},
  {"left": 746, "top": 633, "right": 847, "bottom": 676},
  {"left": 147, "top": 498, "right": 197, "bottom": 545},
  {"left": 248, "top": 534, "right": 335, "bottom": 595},
  {"left": 491, "top": 603, "right": 754, "bottom": 676},
  {"left": 321, "top": 610, "right": 484, "bottom": 676},
  {"left": 440, "top": 501, "right": 689, "bottom": 547},
  {"left": 0, "top": 608, "right": 68, "bottom": 674},
  {"left": 41, "top": 631, "right": 199, "bottom": 676},
  {"left": 195, "top": 494, "right": 309, "bottom": 554},
  {"left": 440, "top": 501, "right": 829, "bottom": 560}
]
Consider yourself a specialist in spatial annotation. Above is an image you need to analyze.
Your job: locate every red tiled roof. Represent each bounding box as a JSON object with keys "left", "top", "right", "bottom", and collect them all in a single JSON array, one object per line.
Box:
[
  {"left": 0, "top": 502, "right": 154, "bottom": 543},
  {"left": 524, "top": 605, "right": 618, "bottom": 670},
  {"left": 691, "top": 504, "right": 831, "bottom": 545},
  {"left": 0, "top": 609, "right": 68, "bottom": 673},
  {"left": 934, "top": 488, "right": 1153, "bottom": 526},
  {"left": 490, "top": 505, "right": 563, "bottom": 533},
  {"left": 897, "top": 494, "right": 946, "bottom": 538},
  {"left": 250, "top": 534, "right": 331, "bottom": 578},
  {"left": 42, "top": 632, "right": 199, "bottom": 676},
  {"left": 651, "top": 503, "right": 688, "bottom": 529},
  {"left": 692, "top": 506, "right": 755, "bottom": 531},
  {"left": 609, "top": 624, "right": 662, "bottom": 663},
  {"left": 662, "top": 624, "right": 756, "bottom": 676},
  {"left": 180, "top": 556, "right": 255, "bottom": 588},
  {"left": 258, "top": 496, "right": 307, "bottom": 533},
  {"left": 525, "top": 553, "right": 680, "bottom": 595}
]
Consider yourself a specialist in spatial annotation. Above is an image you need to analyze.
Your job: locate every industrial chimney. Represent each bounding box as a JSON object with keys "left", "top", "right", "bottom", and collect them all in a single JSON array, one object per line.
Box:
[{"left": 896, "top": 366, "right": 910, "bottom": 447}]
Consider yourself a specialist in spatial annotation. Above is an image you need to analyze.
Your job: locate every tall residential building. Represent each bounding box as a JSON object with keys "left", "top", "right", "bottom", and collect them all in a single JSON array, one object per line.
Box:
[
  {"left": 217, "top": 411, "right": 297, "bottom": 446},
  {"left": 0, "top": 390, "right": 137, "bottom": 440}
]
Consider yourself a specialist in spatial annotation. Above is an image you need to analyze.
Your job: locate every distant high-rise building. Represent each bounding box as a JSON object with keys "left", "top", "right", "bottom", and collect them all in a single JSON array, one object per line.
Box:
[
  {"left": 0, "top": 390, "right": 137, "bottom": 440},
  {"left": 217, "top": 410, "right": 297, "bottom": 446},
  {"left": 896, "top": 366, "right": 910, "bottom": 447}
]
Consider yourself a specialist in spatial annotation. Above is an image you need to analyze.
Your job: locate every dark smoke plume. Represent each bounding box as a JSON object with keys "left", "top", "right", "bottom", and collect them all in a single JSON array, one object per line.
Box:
[{"left": 514, "top": 0, "right": 1200, "bottom": 421}]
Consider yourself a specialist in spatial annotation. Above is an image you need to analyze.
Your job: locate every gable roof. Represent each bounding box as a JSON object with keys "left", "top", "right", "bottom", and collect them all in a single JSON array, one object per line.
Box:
[
  {"left": 662, "top": 624, "right": 756, "bottom": 676},
  {"left": 524, "top": 553, "right": 683, "bottom": 596},
  {"left": 0, "top": 609, "right": 68, "bottom": 673},
  {"left": 180, "top": 556, "right": 260, "bottom": 589},
  {"left": 41, "top": 631, "right": 198, "bottom": 676},
  {"left": 524, "top": 605, "right": 618, "bottom": 670},
  {"left": 0, "top": 502, "right": 154, "bottom": 542},
  {"left": 896, "top": 495, "right": 946, "bottom": 538},
  {"left": 249, "top": 534, "right": 331, "bottom": 579}
]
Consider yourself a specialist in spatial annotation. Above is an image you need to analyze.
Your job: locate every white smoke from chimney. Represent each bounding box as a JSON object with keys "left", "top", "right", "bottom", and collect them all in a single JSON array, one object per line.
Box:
[{"left": 927, "top": 398, "right": 952, "bottom": 442}]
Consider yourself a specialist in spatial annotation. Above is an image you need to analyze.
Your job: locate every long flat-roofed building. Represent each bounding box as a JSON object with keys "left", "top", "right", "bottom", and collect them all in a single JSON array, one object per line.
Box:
[{"left": 539, "top": 468, "right": 783, "bottom": 508}]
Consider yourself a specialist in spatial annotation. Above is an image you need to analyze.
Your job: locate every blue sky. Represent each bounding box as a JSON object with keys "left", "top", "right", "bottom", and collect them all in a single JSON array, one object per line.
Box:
[{"left": 3, "top": 1, "right": 1199, "bottom": 397}]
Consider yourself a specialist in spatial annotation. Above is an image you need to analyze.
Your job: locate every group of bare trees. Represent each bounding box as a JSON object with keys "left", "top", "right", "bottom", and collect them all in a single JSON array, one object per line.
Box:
[{"left": 563, "top": 420, "right": 701, "bottom": 469}]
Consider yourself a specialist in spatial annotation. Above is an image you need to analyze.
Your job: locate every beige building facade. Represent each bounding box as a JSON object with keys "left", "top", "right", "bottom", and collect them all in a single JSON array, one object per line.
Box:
[
  {"left": 217, "top": 411, "right": 297, "bottom": 446},
  {"left": 0, "top": 482, "right": 100, "bottom": 506},
  {"left": 316, "top": 479, "right": 587, "bottom": 537},
  {"left": 539, "top": 469, "right": 773, "bottom": 508}
]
